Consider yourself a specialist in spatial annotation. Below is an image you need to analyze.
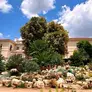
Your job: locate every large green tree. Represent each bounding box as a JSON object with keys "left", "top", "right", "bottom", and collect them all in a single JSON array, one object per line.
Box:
[
  {"left": 20, "top": 17, "right": 47, "bottom": 56},
  {"left": 45, "top": 21, "right": 69, "bottom": 55},
  {"left": 20, "top": 17, "right": 69, "bottom": 57}
]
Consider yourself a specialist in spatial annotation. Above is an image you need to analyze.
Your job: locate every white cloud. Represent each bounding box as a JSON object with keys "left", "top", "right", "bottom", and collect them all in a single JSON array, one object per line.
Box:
[
  {"left": 14, "top": 37, "right": 23, "bottom": 41},
  {"left": 0, "top": 33, "right": 11, "bottom": 39},
  {"left": 57, "top": 0, "right": 92, "bottom": 38},
  {"left": 0, "top": 33, "right": 3, "bottom": 38},
  {"left": 18, "top": 37, "right": 22, "bottom": 41},
  {"left": 21, "top": 0, "right": 55, "bottom": 18},
  {"left": 0, "top": 0, "right": 12, "bottom": 13}
]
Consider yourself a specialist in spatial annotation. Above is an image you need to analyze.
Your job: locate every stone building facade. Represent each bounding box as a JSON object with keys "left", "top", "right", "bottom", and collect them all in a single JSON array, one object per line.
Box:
[
  {"left": 0, "top": 38, "right": 92, "bottom": 59},
  {"left": 0, "top": 39, "right": 25, "bottom": 59}
]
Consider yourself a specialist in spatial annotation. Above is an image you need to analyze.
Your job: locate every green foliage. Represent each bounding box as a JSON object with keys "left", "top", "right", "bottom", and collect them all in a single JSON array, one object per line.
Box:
[
  {"left": 17, "top": 82, "right": 25, "bottom": 88},
  {"left": 77, "top": 40, "right": 92, "bottom": 58},
  {"left": 70, "top": 50, "right": 84, "bottom": 66},
  {"left": 88, "top": 63, "right": 92, "bottom": 70},
  {"left": 24, "top": 59, "right": 40, "bottom": 73},
  {"left": 20, "top": 17, "right": 47, "bottom": 56},
  {"left": 76, "top": 74, "right": 85, "bottom": 81},
  {"left": 6, "top": 54, "right": 24, "bottom": 72},
  {"left": 29, "top": 40, "right": 51, "bottom": 56},
  {"left": 0, "top": 53, "right": 5, "bottom": 73},
  {"left": 29, "top": 40, "right": 63, "bottom": 67},
  {"left": 46, "top": 21, "right": 69, "bottom": 55},
  {"left": 71, "top": 40, "right": 92, "bottom": 66},
  {"left": 20, "top": 17, "right": 69, "bottom": 56}
]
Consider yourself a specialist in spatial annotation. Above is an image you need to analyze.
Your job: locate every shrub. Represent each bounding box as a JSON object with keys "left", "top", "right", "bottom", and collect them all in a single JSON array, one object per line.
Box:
[
  {"left": 29, "top": 40, "right": 64, "bottom": 67},
  {"left": 0, "top": 54, "right": 5, "bottom": 73},
  {"left": 76, "top": 74, "right": 85, "bottom": 81},
  {"left": 24, "top": 59, "right": 40, "bottom": 73},
  {"left": 70, "top": 50, "right": 84, "bottom": 66},
  {"left": 6, "top": 54, "right": 24, "bottom": 72},
  {"left": 88, "top": 63, "right": 92, "bottom": 70}
]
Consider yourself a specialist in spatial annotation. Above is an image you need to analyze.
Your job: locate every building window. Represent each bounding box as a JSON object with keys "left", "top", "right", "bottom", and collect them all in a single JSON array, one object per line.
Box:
[
  {"left": 0, "top": 44, "right": 2, "bottom": 49},
  {"left": 10, "top": 45, "right": 12, "bottom": 51},
  {"left": 0, "top": 44, "right": 2, "bottom": 52},
  {"left": 22, "top": 47, "right": 24, "bottom": 50},
  {"left": 16, "top": 47, "right": 19, "bottom": 50}
]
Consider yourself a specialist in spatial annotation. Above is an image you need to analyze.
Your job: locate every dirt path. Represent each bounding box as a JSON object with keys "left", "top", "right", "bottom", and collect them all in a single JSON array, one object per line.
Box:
[{"left": 0, "top": 87, "right": 92, "bottom": 92}]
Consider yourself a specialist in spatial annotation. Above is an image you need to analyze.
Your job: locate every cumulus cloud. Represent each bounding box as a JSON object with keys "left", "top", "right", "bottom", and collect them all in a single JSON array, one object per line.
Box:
[
  {"left": 0, "top": 33, "right": 3, "bottom": 38},
  {"left": 21, "top": 0, "right": 55, "bottom": 18},
  {"left": 14, "top": 37, "right": 23, "bottom": 41},
  {"left": 0, "top": 0, "right": 12, "bottom": 13},
  {"left": 57, "top": 0, "right": 92, "bottom": 38}
]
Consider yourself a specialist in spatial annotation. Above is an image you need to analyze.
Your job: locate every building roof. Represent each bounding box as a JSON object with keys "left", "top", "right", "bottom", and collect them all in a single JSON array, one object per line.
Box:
[
  {"left": 0, "top": 39, "right": 15, "bottom": 44},
  {"left": 1, "top": 38, "right": 92, "bottom": 44},
  {"left": 69, "top": 38, "right": 92, "bottom": 41}
]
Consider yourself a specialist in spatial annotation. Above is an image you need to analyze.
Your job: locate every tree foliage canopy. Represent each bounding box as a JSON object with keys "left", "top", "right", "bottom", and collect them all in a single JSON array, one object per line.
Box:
[
  {"left": 45, "top": 21, "right": 69, "bottom": 55},
  {"left": 20, "top": 17, "right": 69, "bottom": 56}
]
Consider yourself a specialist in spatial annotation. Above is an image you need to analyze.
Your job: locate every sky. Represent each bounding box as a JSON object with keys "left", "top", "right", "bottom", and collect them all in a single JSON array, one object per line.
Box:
[{"left": 0, "top": 0, "right": 92, "bottom": 40}]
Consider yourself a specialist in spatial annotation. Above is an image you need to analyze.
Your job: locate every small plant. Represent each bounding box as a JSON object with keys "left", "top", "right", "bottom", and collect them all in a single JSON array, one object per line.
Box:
[
  {"left": 71, "top": 89, "right": 76, "bottom": 92},
  {"left": 40, "top": 89, "right": 43, "bottom": 92},
  {"left": 56, "top": 86, "right": 59, "bottom": 92},
  {"left": 88, "top": 63, "right": 92, "bottom": 70},
  {"left": 89, "top": 72, "right": 92, "bottom": 77},
  {"left": 60, "top": 88, "right": 64, "bottom": 92},
  {"left": 17, "top": 82, "right": 25, "bottom": 88},
  {"left": 49, "top": 89, "right": 52, "bottom": 92},
  {"left": 76, "top": 74, "right": 85, "bottom": 81}
]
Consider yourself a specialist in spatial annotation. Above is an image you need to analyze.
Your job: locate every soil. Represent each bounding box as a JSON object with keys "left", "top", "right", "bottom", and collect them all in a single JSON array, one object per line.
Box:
[{"left": 0, "top": 87, "right": 92, "bottom": 92}]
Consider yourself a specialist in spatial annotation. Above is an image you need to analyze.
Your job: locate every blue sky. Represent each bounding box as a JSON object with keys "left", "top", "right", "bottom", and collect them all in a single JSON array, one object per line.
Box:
[{"left": 1, "top": 0, "right": 92, "bottom": 40}]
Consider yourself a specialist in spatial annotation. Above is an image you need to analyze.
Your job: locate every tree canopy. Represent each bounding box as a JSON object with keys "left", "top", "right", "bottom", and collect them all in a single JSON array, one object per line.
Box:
[{"left": 20, "top": 17, "right": 69, "bottom": 57}]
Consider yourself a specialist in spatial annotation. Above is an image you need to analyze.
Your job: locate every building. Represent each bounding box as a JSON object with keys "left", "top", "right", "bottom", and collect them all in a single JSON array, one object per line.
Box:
[
  {"left": 0, "top": 39, "right": 25, "bottom": 59},
  {"left": 67, "top": 38, "right": 92, "bottom": 58},
  {"left": 0, "top": 38, "right": 92, "bottom": 59}
]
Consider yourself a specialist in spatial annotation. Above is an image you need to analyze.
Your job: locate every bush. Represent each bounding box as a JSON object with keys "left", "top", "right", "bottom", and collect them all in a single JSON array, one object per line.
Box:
[
  {"left": 88, "top": 63, "right": 92, "bottom": 70},
  {"left": 24, "top": 59, "right": 40, "bottom": 73},
  {"left": 6, "top": 54, "right": 24, "bottom": 72},
  {"left": 0, "top": 54, "right": 5, "bottom": 73},
  {"left": 76, "top": 74, "right": 85, "bottom": 81},
  {"left": 29, "top": 40, "right": 64, "bottom": 67},
  {"left": 70, "top": 50, "right": 84, "bottom": 66}
]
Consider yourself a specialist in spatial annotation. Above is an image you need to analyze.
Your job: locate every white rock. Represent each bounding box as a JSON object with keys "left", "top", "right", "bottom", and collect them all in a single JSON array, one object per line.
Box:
[
  {"left": 57, "top": 78, "right": 64, "bottom": 88},
  {"left": 11, "top": 79, "right": 22, "bottom": 88}
]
